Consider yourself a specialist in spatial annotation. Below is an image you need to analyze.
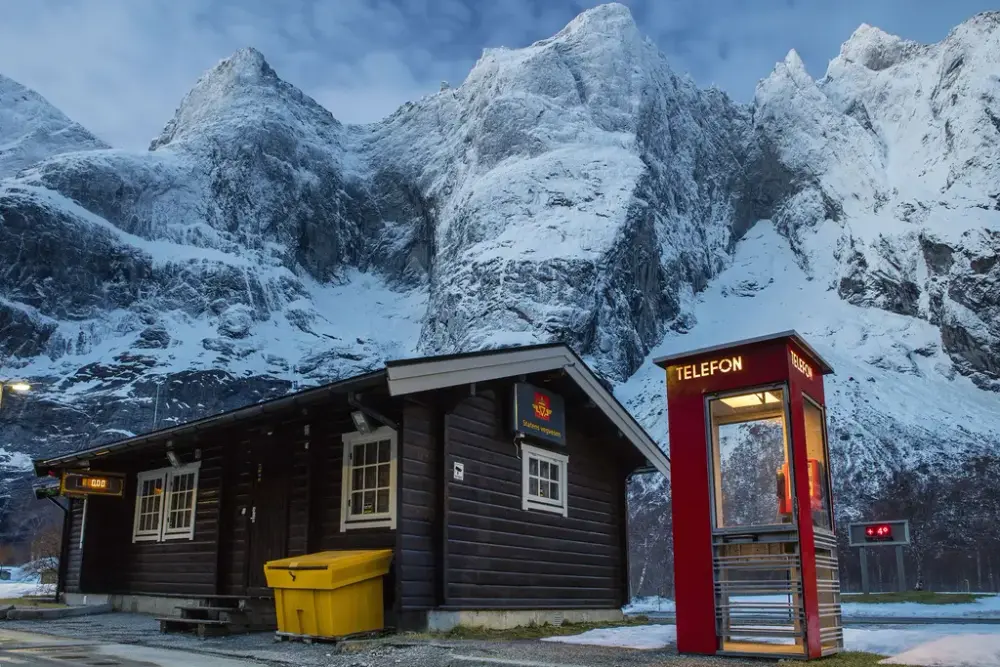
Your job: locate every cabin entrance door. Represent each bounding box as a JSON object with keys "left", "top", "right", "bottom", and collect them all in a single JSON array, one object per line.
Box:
[{"left": 244, "top": 435, "right": 291, "bottom": 595}]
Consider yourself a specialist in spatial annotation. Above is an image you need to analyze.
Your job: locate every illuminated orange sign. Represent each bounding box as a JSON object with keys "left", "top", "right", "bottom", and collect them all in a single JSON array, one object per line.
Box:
[
  {"left": 790, "top": 349, "right": 814, "bottom": 380},
  {"left": 673, "top": 356, "right": 743, "bottom": 381},
  {"left": 60, "top": 470, "right": 125, "bottom": 497}
]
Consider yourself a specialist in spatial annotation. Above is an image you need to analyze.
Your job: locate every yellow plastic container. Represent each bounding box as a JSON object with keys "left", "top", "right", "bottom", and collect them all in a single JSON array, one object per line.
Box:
[{"left": 263, "top": 549, "right": 393, "bottom": 638}]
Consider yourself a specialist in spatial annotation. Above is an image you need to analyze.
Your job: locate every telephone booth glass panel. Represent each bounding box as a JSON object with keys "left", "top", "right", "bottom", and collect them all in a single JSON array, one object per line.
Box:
[
  {"left": 707, "top": 385, "right": 808, "bottom": 657},
  {"left": 708, "top": 388, "right": 792, "bottom": 529},
  {"left": 802, "top": 396, "right": 833, "bottom": 532}
]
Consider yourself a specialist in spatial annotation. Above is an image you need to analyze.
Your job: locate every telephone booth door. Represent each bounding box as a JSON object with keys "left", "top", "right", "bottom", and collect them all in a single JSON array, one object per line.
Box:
[
  {"left": 657, "top": 331, "right": 843, "bottom": 660},
  {"left": 708, "top": 384, "right": 809, "bottom": 656}
]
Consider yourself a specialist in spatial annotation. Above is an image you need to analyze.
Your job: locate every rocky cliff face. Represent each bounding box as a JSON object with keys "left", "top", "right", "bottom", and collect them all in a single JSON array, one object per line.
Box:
[{"left": 1, "top": 3, "right": 999, "bottom": 592}]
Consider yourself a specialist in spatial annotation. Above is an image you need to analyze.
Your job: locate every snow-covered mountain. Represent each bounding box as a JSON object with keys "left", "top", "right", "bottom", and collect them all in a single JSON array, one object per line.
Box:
[
  {"left": 1, "top": 3, "right": 999, "bottom": 591},
  {"left": 0, "top": 75, "right": 109, "bottom": 178}
]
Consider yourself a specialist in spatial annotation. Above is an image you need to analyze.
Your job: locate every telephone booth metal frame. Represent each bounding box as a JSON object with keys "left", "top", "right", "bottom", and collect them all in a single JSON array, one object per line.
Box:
[{"left": 655, "top": 331, "right": 843, "bottom": 659}]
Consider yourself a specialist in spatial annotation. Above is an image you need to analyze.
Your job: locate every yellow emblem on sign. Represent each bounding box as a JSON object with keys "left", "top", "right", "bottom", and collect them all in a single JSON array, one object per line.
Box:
[{"left": 532, "top": 392, "right": 553, "bottom": 421}]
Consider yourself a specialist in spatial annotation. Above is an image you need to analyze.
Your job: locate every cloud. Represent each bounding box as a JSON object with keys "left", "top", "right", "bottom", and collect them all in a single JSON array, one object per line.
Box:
[{"left": 0, "top": 0, "right": 994, "bottom": 150}]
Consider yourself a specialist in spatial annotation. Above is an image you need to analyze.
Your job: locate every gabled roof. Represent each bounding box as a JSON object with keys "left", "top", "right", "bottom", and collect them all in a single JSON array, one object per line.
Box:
[
  {"left": 653, "top": 330, "right": 835, "bottom": 375},
  {"left": 33, "top": 343, "right": 670, "bottom": 479},
  {"left": 385, "top": 343, "right": 669, "bottom": 478}
]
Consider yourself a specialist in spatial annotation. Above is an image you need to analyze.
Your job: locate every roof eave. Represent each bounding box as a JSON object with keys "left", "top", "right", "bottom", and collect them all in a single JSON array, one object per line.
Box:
[{"left": 32, "top": 369, "right": 388, "bottom": 476}]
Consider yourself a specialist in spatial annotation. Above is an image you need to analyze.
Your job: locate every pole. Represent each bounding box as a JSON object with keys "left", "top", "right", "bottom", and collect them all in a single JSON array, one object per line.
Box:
[
  {"left": 860, "top": 547, "right": 870, "bottom": 594},
  {"left": 896, "top": 545, "right": 906, "bottom": 593},
  {"left": 47, "top": 496, "right": 70, "bottom": 603}
]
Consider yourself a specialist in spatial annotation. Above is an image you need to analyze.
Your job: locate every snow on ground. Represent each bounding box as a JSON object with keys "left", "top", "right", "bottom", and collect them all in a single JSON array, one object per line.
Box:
[
  {"left": 0, "top": 582, "right": 55, "bottom": 598},
  {"left": 0, "top": 565, "right": 55, "bottom": 598},
  {"left": 541, "top": 624, "right": 676, "bottom": 650},
  {"left": 883, "top": 634, "right": 1000, "bottom": 667},
  {"left": 625, "top": 594, "right": 1000, "bottom": 619},
  {"left": 624, "top": 596, "right": 676, "bottom": 615},
  {"left": 545, "top": 622, "right": 1000, "bottom": 664},
  {"left": 844, "top": 626, "right": 1000, "bottom": 666}
]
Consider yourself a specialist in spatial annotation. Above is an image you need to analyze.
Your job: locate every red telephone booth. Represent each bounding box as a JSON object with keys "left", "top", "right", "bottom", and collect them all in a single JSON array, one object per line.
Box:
[{"left": 655, "top": 331, "right": 843, "bottom": 659}]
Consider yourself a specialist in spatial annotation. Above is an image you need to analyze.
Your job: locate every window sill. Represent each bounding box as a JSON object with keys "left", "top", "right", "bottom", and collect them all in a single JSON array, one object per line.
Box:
[
  {"left": 162, "top": 532, "right": 195, "bottom": 541},
  {"left": 341, "top": 516, "right": 395, "bottom": 532},
  {"left": 524, "top": 499, "right": 568, "bottom": 517}
]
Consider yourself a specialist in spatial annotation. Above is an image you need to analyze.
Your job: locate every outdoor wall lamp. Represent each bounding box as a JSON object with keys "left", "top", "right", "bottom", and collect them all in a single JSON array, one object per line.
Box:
[
  {"left": 350, "top": 410, "right": 373, "bottom": 434},
  {"left": 0, "top": 380, "right": 30, "bottom": 410}
]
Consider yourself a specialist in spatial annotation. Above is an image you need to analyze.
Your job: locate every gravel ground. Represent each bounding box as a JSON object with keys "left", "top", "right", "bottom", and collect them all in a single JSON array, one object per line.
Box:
[{"left": 2, "top": 612, "right": 776, "bottom": 667}]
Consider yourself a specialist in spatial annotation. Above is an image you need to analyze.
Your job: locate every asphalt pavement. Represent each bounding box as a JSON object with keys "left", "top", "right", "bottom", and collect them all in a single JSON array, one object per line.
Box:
[
  {"left": 0, "top": 629, "right": 256, "bottom": 667},
  {"left": 0, "top": 616, "right": 775, "bottom": 667}
]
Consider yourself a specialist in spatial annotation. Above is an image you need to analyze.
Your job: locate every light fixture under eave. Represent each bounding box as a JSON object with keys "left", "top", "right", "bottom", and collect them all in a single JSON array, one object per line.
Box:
[
  {"left": 7, "top": 382, "right": 30, "bottom": 393},
  {"left": 166, "top": 450, "right": 181, "bottom": 468},
  {"left": 720, "top": 391, "right": 782, "bottom": 409},
  {"left": 351, "top": 410, "right": 373, "bottom": 434}
]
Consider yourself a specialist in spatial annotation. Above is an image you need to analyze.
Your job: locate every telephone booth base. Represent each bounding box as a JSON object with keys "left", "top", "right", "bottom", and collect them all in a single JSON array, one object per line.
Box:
[{"left": 656, "top": 331, "right": 844, "bottom": 660}]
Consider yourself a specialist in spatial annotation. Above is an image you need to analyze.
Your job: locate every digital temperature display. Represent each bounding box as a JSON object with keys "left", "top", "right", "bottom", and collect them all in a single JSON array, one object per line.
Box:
[
  {"left": 849, "top": 519, "right": 910, "bottom": 547},
  {"left": 60, "top": 470, "right": 125, "bottom": 497},
  {"left": 864, "top": 524, "right": 894, "bottom": 541}
]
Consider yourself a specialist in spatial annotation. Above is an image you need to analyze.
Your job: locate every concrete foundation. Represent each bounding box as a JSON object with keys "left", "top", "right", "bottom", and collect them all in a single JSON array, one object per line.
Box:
[
  {"left": 426, "top": 608, "right": 623, "bottom": 632},
  {"left": 63, "top": 593, "right": 202, "bottom": 617}
]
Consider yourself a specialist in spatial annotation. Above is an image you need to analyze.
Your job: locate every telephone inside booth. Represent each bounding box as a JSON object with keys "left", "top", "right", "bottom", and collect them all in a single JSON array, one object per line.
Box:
[{"left": 776, "top": 459, "right": 826, "bottom": 520}]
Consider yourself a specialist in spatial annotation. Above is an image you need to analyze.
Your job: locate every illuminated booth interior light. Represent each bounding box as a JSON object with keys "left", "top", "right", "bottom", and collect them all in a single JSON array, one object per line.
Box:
[
  {"left": 7, "top": 382, "right": 30, "bottom": 393},
  {"left": 719, "top": 390, "right": 782, "bottom": 409}
]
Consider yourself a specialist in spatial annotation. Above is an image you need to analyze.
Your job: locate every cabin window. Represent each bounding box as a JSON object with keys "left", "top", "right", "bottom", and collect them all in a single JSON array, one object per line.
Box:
[
  {"left": 521, "top": 443, "right": 568, "bottom": 517},
  {"left": 340, "top": 426, "right": 398, "bottom": 531},
  {"left": 131, "top": 462, "right": 201, "bottom": 543}
]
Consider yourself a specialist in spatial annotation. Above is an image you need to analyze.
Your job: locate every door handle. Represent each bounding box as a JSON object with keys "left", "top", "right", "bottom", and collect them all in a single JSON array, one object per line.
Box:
[{"left": 250, "top": 506, "right": 257, "bottom": 524}]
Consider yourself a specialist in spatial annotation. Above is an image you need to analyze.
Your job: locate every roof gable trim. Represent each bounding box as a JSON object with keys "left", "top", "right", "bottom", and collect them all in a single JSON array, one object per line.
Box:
[{"left": 385, "top": 346, "right": 670, "bottom": 479}]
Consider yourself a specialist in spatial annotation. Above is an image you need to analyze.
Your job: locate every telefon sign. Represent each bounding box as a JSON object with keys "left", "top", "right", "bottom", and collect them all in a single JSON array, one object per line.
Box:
[{"left": 672, "top": 356, "right": 744, "bottom": 382}]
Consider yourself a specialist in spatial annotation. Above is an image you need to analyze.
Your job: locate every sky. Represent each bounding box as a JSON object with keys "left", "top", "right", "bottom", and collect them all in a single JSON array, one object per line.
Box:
[{"left": 0, "top": 0, "right": 994, "bottom": 151}]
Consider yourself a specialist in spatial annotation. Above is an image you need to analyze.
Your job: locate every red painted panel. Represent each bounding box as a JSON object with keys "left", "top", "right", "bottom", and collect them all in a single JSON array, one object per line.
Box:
[{"left": 785, "top": 341, "right": 831, "bottom": 659}]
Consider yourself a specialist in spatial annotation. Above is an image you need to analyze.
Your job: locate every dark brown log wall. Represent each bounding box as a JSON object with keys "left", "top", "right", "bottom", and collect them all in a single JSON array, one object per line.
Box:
[
  {"left": 396, "top": 398, "right": 441, "bottom": 611},
  {"left": 442, "top": 387, "right": 629, "bottom": 609}
]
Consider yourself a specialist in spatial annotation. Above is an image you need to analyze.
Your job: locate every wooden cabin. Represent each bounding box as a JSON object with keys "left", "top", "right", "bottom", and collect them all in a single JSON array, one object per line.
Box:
[{"left": 33, "top": 343, "right": 670, "bottom": 633}]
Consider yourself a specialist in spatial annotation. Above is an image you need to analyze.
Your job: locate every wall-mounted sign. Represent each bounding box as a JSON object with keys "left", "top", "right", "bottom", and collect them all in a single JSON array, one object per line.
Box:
[
  {"left": 60, "top": 470, "right": 126, "bottom": 498},
  {"left": 512, "top": 383, "right": 566, "bottom": 446},
  {"left": 790, "top": 349, "right": 814, "bottom": 380},
  {"left": 453, "top": 461, "right": 465, "bottom": 482},
  {"left": 672, "top": 356, "right": 744, "bottom": 382}
]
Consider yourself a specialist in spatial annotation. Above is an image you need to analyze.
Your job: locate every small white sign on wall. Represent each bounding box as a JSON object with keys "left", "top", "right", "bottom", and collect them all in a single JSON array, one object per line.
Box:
[{"left": 453, "top": 461, "right": 465, "bottom": 482}]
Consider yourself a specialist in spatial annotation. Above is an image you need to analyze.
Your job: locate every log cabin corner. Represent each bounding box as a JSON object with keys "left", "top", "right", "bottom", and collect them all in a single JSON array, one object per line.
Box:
[{"left": 32, "top": 343, "right": 670, "bottom": 634}]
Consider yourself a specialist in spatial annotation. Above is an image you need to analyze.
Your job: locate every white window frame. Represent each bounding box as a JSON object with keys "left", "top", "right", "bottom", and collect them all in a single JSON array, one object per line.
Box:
[
  {"left": 340, "top": 426, "right": 398, "bottom": 532},
  {"left": 131, "top": 461, "right": 201, "bottom": 543},
  {"left": 521, "top": 443, "right": 569, "bottom": 517}
]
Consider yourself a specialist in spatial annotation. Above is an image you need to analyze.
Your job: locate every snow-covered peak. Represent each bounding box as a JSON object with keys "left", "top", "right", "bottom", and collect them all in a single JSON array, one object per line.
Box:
[
  {"left": 149, "top": 47, "right": 344, "bottom": 153},
  {"left": 460, "top": 1, "right": 661, "bottom": 136},
  {"left": 0, "top": 74, "right": 109, "bottom": 177},
  {"left": 834, "top": 23, "right": 925, "bottom": 72},
  {"left": 773, "top": 49, "right": 813, "bottom": 87},
  {"left": 752, "top": 45, "right": 887, "bottom": 217},
  {"left": 550, "top": 2, "right": 640, "bottom": 42},
  {"left": 820, "top": 12, "right": 1000, "bottom": 200}
]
